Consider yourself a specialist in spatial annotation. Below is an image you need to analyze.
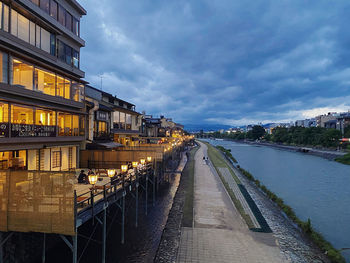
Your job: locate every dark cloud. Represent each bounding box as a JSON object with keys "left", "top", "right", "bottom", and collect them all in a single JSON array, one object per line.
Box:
[{"left": 80, "top": 0, "right": 350, "bottom": 126}]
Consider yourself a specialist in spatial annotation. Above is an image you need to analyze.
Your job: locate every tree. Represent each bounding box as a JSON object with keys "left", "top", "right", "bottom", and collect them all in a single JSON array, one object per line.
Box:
[{"left": 251, "top": 125, "right": 266, "bottom": 140}]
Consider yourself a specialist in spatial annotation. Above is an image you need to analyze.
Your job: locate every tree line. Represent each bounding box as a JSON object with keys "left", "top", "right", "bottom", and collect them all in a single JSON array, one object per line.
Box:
[{"left": 211, "top": 125, "right": 342, "bottom": 148}]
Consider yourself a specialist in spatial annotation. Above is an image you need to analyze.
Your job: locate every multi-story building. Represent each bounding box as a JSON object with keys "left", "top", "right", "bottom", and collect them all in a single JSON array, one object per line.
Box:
[
  {"left": 85, "top": 85, "right": 142, "bottom": 147},
  {"left": 0, "top": 0, "right": 86, "bottom": 171}
]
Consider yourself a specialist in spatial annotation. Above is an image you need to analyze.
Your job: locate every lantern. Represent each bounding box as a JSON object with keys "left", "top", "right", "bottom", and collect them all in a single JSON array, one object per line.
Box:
[
  {"left": 107, "top": 169, "right": 116, "bottom": 178},
  {"left": 140, "top": 159, "right": 145, "bottom": 165},
  {"left": 147, "top": 156, "right": 152, "bottom": 162},
  {"left": 88, "top": 174, "right": 98, "bottom": 185},
  {"left": 121, "top": 165, "right": 128, "bottom": 173},
  {"left": 132, "top": 161, "right": 138, "bottom": 168}
]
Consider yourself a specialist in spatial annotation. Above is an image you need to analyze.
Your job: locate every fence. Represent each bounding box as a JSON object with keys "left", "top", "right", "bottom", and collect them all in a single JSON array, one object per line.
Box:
[{"left": 0, "top": 170, "right": 76, "bottom": 235}]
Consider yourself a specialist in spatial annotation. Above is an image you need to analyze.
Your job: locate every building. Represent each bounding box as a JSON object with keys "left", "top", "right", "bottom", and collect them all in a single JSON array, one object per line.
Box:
[
  {"left": 85, "top": 85, "right": 142, "bottom": 147},
  {"left": 0, "top": 0, "right": 87, "bottom": 171},
  {"left": 315, "top": 113, "right": 337, "bottom": 128}
]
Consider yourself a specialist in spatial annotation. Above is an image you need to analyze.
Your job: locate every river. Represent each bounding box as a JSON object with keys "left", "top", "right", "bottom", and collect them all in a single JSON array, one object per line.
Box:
[{"left": 208, "top": 139, "right": 350, "bottom": 261}]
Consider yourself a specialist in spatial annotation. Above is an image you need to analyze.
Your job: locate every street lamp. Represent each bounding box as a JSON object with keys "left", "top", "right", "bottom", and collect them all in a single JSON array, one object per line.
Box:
[
  {"left": 88, "top": 174, "right": 98, "bottom": 186},
  {"left": 107, "top": 169, "right": 116, "bottom": 183},
  {"left": 147, "top": 156, "right": 152, "bottom": 162},
  {"left": 121, "top": 165, "right": 128, "bottom": 173},
  {"left": 140, "top": 159, "right": 145, "bottom": 165},
  {"left": 132, "top": 161, "right": 138, "bottom": 168}
]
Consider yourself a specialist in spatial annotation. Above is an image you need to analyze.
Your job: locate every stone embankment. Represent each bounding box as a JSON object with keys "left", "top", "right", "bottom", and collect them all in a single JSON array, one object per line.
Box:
[{"left": 237, "top": 140, "right": 346, "bottom": 160}]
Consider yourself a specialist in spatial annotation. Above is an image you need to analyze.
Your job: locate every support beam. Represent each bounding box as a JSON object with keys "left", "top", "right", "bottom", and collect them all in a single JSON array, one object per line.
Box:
[
  {"left": 121, "top": 192, "right": 125, "bottom": 244},
  {"left": 135, "top": 182, "right": 139, "bottom": 227},
  {"left": 153, "top": 172, "right": 156, "bottom": 207},
  {"left": 72, "top": 234, "right": 77, "bottom": 263},
  {"left": 145, "top": 175, "right": 148, "bottom": 216},
  {"left": 0, "top": 232, "right": 3, "bottom": 263},
  {"left": 102, "top": 208, "right": 106, "bottom": 263},
  {"left": 42, "top": 233, "right": 46, "bottom": 263}
]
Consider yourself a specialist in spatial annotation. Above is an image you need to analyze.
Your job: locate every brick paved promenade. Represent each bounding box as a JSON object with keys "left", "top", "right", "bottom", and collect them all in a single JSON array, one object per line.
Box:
[{"left": 176, "top": 141, "right": 287, "bottom": 263}]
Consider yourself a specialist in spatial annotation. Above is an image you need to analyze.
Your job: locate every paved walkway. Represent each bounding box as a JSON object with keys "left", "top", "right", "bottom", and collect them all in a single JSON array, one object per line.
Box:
[{"left": 176, "top": 141, "right": 287, "bottom": 263}]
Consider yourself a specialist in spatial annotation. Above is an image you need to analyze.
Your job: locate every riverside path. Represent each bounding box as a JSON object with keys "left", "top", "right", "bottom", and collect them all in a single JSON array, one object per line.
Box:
[{"left": 176, "top": 141, "right": 287, "bottom": 263}]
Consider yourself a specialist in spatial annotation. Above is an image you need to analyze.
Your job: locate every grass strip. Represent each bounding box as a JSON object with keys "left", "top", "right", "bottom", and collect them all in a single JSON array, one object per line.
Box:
[
  {"left": 181, "top": 146, "right": 199, "bottom": 227},
  {"left": 335, "top": 153, "right": 350, "bottom": 165},
  {"left": 237, "top": 166, "right": 345, "bottom": 263},
  {"left": 205, "top": 142, "right": 255, "bottom": 229}
]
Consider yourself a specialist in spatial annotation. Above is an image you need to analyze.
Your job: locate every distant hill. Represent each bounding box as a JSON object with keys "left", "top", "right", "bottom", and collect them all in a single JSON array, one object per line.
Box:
[{"left": 183, "top": 123, "right": 232, "bottom": 132}]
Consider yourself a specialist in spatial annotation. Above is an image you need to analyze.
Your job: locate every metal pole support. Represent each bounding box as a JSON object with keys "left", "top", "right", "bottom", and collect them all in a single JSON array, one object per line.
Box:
[
  {"left": 135, "top": 181, "right": 139, "bottom": 228},
  {"left": 145, "top": 175, "right": 148, "bottom": 215},
  {"left": 42, "top": 233, "right": 46, "bottom": 263},
  {"left": 102, "top": 208, "right": 106, "bottom": 263},
  {"left": 0, "top": 232, "right": 3, "bottom": 263},
  {"left": 72, "top": 234, "right": 77, "bottom": 263},
  {"left": 121, "top": 191, "right": 126, "bottom": 244}
]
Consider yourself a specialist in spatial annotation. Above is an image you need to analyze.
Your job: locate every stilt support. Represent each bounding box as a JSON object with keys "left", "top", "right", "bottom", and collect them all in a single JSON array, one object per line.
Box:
[{"left": 42, "top": 233, "right": 46, "bottom": 263}]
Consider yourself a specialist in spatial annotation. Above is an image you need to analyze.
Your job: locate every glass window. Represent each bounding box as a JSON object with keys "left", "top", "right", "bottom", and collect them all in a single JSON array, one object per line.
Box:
[
  {"left": 126, "top": 114, "right": 132, "bottom": 130},
  {"left": 50, "top": 0, "right": 58, "bottom": 19},
  {"left": 40, "top": 28, "right": 50, "bottom": 53},
  {"left": 120, "top": 113, "right": 125, "bottom": 129},
  {"left": 65, "top": 12, "right": 72, "bottom": 31},
  {"left": 40, "top": 0, "right": 50, "bottom": 14},
  {"left": 64, "top": 44, "right": 72, "bottom": 65},
  {"left": 57, "top": 40, "right": 64, "bottom": 61},
  {"left": 72, "top": 115, "right": 79, "bottom": 136},
  {"left": 0, "top": 4, "right": 2, "bottom": 30},
  {"left": 73, "top": 18, "right": 79, "bottom": 36},
  {"left": 3, "top": 4, "right": 9, "bottom": 32},
  {"left": 52, "top": 151, "right": 61, "bottom": 168},
  {"left": 64, "top": 78, "right": 70, "bottom": 99},
  {"left": 35, "top": 25, "right": 41, "bottom": 48},
  {"left": 29, "top": 21, "right": 35, "bottom": 46},
  {"left": 72, "top": 50, "right": 79, "bottom": 68},
  {"left": 71, "top": 81, "right": 83, "bottom": 101},
  {"left": 0, "top": 52, "right": 8, "bottom": 83},
  {"left": 12, "top": 59, "right": 34, "bottom": 90},
  {"left": 56, "top": 75, "right": 65, "bottom": 97},
  {"left": 0, "top": 102, "right": 9, "bottom": 123},
  {"left": 58, "top": 112, "right": 72, "bottom": 136},
  {"left": 79, "top": 115, "right": 84, "bottom": 136},
  {"left": 35, "top": 109, "right": 55, "bottom": 125},
  {"left": 50, "top": 33, "right": 56, "bottom": 55},
  {"left": 11, "top": 9, "right": 18, "bottom": 37},
  {"left": 18, "top": 13, "right": 29, "bottom": 42},
  {"left": 58, "top": 5, "right": 65, "bottom": 26},
  {"left": 98, "top": 121, "right": 107, "bottom": 133},
  {"left": 35, "top": 68, "right": 56, "bottom": 96},
  {"left": 11, "top": 105, "right": 34, "bottom": 124}
]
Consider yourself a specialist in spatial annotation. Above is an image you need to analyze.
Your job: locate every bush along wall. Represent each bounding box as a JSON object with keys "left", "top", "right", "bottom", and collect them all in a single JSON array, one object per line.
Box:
[{"left": 237, "top": 166, "right": 345, "bottom": 263}]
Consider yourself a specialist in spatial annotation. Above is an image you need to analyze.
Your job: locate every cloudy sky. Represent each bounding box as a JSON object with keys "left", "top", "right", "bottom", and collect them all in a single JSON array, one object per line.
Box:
[{"left": 80, "top": 0, "right": 350, "bottom": 127}]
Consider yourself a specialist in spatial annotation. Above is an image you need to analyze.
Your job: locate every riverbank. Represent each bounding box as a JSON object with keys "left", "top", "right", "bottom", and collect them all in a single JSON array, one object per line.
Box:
[
  {"left": 155, "top": 140, "right": 333, "bottom": 263},
  {"left": 220, "top": 138, "right": 347, "bottom": 160}
]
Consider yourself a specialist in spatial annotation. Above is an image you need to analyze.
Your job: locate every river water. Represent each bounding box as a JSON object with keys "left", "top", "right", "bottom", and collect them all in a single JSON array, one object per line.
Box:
[{"left": 208, "top": 139, "right": 350, "bottom": 261}]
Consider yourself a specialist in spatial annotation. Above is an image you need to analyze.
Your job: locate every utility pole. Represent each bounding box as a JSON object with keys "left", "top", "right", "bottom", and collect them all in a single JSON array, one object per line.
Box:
[{"left": 99, "top": 74, "right": 104, "bottom": 91}]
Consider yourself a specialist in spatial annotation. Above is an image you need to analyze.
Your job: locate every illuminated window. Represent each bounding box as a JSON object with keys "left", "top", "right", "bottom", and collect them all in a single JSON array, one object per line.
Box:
[
  {"left": 79, "top": 115, "right": 85, "bottom": 136},
  {"left": 58, "top": 112, "right": 72, "bottom": 136},
  {"left": 12, "top": 59, "right": 34, "bottom": 90},
  {"left": 72, "top": 115, "right": 79, "bottom": 136},
  {"left": 35, "top": 109, "right": 55, "bottom": 126},
  {"left": 0, "top": 102, "right": 8, "bottom": 123},
  {"left": 64, "top": 78, "right": 70, "bottom": 99},
  {"left": 56, "top": 75, "right": 65, "bottom": 97},
  {"left": 126, "top": 114, "right": 132, "bottom": 130},
  {"left": 11, "top": 105, "right": 34, "bottom": 124},
  {"left": 72, "top": 81, "right": 83, "bottom": 102},
  {"left": 99, "top": 121, "right": 107, "bottom": 132},
  {"left": 0, "top": 52, "right": 8, "bottom": 83},
  {"left": 35, "top": 68, "right": 56, "bottom": 96}
]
